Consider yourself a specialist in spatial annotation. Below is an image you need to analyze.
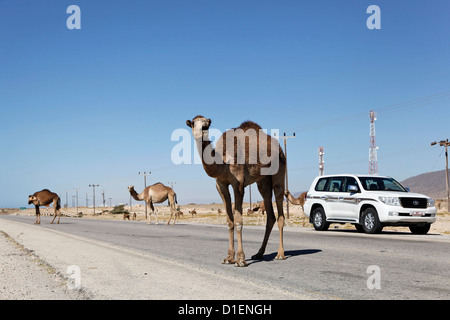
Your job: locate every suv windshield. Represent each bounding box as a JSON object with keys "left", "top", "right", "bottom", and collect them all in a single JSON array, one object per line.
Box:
[{"left": 358, "top": 177, "right": 407, "bottom": 192}]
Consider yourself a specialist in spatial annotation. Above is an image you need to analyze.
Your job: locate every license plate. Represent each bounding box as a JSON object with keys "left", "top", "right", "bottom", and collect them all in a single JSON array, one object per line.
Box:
[{"left": 410, "top": 211, "right": 425, "bottom": 216}]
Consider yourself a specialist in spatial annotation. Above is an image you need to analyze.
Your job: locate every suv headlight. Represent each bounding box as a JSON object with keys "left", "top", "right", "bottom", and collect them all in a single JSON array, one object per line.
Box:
[
  {"left": 427, "top": 198, "right": 435, "bottom": 207},
  {"left": 378, "top": 196, "right": 400, "bottom": 206}
]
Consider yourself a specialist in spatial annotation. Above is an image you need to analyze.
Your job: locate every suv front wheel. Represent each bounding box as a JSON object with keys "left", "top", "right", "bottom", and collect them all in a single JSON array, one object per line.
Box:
[
  {"left": 311, "top": 207, "right": 330, "bottom": 231},
  {"left": 361, "top": 207, "right": 383, "bottom": 234}
]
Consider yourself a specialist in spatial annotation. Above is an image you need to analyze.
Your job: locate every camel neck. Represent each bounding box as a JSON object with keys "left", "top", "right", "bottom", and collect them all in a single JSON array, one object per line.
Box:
[
  {"left": 195, "top": 135, "right": 225, "bottom": 178},
  {"left": 130, "top": 188, "right": 144, "bottom": 201}
]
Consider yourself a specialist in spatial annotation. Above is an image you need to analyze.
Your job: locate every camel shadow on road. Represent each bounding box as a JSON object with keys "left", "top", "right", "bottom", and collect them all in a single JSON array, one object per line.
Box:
[{"left": 247, "top": 249, "right": 321, "bottom": 265}]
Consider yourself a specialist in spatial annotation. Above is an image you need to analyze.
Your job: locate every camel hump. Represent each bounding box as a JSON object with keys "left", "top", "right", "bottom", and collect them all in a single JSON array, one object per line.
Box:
[
  {"left": 238, "top": 120, "right": 262, "bottom": 131},
  {"left": 41, "top": 189, "right": 51, "bottom": 192},
  {"left": 151, "top": 182, "right": 166, "bottom": 187}
]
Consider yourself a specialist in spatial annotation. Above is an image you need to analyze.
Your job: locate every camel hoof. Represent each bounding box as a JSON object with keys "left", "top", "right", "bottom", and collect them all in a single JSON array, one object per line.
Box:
[
  {"left": 222, "top": 257, "right": 236, "bottom": 265},
  {"left": 275, "top": 254, "right": 286, "bottom": 260},
  {"left": 235, "top": 260, "right": 248, "bottom": 267}
]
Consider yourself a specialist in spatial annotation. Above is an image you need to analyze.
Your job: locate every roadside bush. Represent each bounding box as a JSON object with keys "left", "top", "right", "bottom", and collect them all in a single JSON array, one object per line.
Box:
[{"left": 111, "top": 205, "right": 129, "bottom": 215}]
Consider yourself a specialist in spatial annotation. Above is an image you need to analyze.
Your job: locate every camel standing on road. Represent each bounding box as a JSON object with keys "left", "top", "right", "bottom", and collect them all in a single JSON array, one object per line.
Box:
[
  {"left": 186, "top": 115, "right": 286, "bottom": 267},
  {"left": 128, "top": 183, "right": 178, "bottom": 225},
  {"left": 28, "top": 189, "right": 61, "bottom": 224}
]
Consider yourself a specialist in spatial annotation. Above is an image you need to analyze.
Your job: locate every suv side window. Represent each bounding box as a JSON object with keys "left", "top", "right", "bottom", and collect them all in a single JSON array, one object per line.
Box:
[
  {"left": 344, "top": 177, "right": 360, "bottom": 192},
  {"left": 315, "top": 178, "right": 328, "bottom": 191},
  {"left": 327, "top": 177, "right": 344, "bottom": 192}
]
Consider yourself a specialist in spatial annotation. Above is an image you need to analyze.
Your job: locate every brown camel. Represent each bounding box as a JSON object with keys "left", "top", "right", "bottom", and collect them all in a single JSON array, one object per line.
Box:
[
  {"left": 27, "top": 189, "right": 61, "bottom": 224},
  {"left": 252, "top": 201, "right": 266, "bottom": 215},
  {"left": 285, "top": 191, "right": 307, "bottom": 210},
  {"left": 189, "top": 208, "right": 197, "bottom": 217},
  {"left": 186, "top": 115, "right": 286, "bottom": 267},
  {"left": 128, "top": 183, "right": 177, "bottom": 225}
]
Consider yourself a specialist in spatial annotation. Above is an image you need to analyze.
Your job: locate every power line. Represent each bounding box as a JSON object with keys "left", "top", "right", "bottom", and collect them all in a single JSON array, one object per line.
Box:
[{"left": 289, "top": 90, "right": 450, "bottom": 133}]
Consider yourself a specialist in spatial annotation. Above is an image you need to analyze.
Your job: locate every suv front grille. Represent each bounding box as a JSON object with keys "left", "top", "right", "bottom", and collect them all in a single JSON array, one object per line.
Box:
[{"left": 399, "top": 197, "right": 427, "bottom": 209}]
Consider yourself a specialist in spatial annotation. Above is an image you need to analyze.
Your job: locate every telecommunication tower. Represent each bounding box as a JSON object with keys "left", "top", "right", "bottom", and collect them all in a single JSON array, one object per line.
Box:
[
  {"left": 318, "top": 146, "right": 324, "bottom": 176},
  {"left": 369, "top": 110, "right": 378, "bottom": 175}
]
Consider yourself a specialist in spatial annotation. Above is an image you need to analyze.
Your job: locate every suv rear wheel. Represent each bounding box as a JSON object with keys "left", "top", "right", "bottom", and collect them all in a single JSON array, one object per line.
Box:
[
  {"left": 361, "top": 207, "right": 383, "bottom": 234},
  {"left": 311, "top": 207, "right": 330, "bottom": 231}
]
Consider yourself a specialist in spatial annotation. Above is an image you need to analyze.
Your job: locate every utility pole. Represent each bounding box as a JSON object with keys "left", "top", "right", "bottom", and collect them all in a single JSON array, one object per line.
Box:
[
  {"left": 249, "top": 184, "right": 252, "bottom": 212},
  {"left": 73, "top": 188, "right": 79, "bottom": 214},
  {"left": 168, "top": 182, "right": 176, "bottom": 190},
  {"left": 139, "top": 172, "right": 151, "bottom": 218},
  {"left": 431, "top": 139, "right": 449, "bottom": 212},
  {"left": 64, "top": 190, "right": 69, "bottom": 209},
  {"left": 279, "top": 132, "right": 296, "bottom": 219},
  {"left": 102, "top": 189, "right": 106, "bottom": 207},
  {"left": 89, "top": 184, "right": 99, "bottom": 215}
]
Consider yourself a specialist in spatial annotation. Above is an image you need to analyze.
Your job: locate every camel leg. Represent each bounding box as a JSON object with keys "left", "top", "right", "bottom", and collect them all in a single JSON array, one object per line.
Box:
[
  {"left": 273, "top": 183, "right": 286, "bottom": 260},
  {"left": 35, "top": 205, "right": 40, "bottom": 224},
  {"left": 50, "top": 212, "right": 56, "bottom": 224},
  {"left": 147, "top": 202, "right": 158, "bottom": 225},
  {"left": 167, "top": 195, "right": 177, "bottom": 225},
  {"left": 50, "top": 199, "right": 58, "bottom": 224},
  {"left": 216, "top": 181, "right": 235, "bottom": 265},
  {"left": 252, "top": 177, "right": 276, "bottom": 260},
  {"left": 232, "top": 182, "right": 247, "bottom": 267}
]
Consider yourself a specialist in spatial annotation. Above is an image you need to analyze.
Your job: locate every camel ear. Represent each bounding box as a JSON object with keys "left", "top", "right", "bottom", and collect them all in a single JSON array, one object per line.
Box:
[
  {"left": 186, "top": 120, "right": 192, "bottom": 127},
  {"left": 207, "top": 119, "right": 211, "bottom": 126}
]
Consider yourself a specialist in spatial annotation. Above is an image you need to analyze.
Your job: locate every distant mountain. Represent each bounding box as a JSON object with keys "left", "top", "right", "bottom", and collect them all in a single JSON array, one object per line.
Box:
[{"left": 401, "top": 170, "right": 448, "bottom": 199}]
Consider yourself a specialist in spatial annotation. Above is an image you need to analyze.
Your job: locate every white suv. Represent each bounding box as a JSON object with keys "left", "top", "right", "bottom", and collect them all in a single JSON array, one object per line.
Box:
[{"left": 303, "top": 174, "right": 437, "bottom": 234}]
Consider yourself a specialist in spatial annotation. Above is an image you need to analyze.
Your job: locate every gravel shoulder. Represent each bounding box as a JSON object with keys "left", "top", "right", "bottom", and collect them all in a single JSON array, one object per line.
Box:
[{"left": 0, "top": 230, "right": 88, "bottom": 300}]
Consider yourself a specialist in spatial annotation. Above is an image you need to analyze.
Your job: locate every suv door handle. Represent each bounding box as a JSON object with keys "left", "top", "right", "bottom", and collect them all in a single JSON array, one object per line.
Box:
[{"left": 321, "top": 196, "right": 328, "bottom": 200}]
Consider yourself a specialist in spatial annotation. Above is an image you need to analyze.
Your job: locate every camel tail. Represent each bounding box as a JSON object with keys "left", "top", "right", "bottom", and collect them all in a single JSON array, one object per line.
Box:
[
  {"left": 174, "top": 193, "right": 178, "bottom": 205},
  {"left": 56, "top": 197, "right": 61, "bottom": 210}
]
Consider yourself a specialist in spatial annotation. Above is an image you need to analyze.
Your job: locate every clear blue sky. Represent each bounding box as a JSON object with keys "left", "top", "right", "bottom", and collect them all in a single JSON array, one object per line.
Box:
[{"left": 1, "top": 0, "right": 449, "bottom": 208}]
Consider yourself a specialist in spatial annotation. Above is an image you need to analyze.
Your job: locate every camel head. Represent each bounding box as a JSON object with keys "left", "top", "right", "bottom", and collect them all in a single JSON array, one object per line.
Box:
[
  {"left": 127, "top": 185, "right": 135, "bottom": 191},
  {"left": 186, "top": 115, "right": 211, "bottom": 140},
  {"left": 28, "top": 195, "right": 37, "bottom": 205}
]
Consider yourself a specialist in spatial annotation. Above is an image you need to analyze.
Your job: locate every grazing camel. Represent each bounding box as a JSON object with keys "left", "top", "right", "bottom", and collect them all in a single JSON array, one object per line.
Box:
[
  {"left": 186, "top": 115, "right": 286, "bottom": 267},
  {"left": 123, "top": 212, "right": 137, "bottom": 220},
  {"left": 128, "top": 183, "right": 178, "bottom": 225},
  {"left": 285, "top": 191, "right": 307, "bottom": 210},
  {"left": 27, "top": 189, "right": 61, "bottom": 224},
  {"left": 252, "top": 201, "right": 266, "bottom": 215},
  {"left": 189, "top": 208, "right": 197, "bottom": 217}
]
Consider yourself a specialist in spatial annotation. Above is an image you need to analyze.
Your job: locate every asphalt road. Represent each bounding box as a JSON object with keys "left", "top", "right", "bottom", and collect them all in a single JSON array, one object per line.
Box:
[{"left": 1, "top": 215, "right": 449, "bottom": 300}]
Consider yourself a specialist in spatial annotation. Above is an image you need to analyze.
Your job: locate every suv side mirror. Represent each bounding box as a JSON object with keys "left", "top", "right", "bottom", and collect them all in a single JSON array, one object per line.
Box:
[
  {"left": 348, "top": 185, "right": 359, "bottom": 193},
  {"left": 405, "top": 187, "right": 410, "bottom": 192}
]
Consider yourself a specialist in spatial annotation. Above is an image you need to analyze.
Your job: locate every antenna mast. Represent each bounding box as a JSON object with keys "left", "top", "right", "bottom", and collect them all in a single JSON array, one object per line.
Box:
[
  {"left": 369, "top": 110, "right": 378, "bottom": 175},
  {"left": 318, "top": 146, "right": 324, "bottom": 176}
]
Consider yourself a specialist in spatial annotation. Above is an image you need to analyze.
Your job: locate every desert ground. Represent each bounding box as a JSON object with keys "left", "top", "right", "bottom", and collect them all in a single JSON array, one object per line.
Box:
[{"left": 2, "top": 199, "right": 449, "bottom": 235}]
